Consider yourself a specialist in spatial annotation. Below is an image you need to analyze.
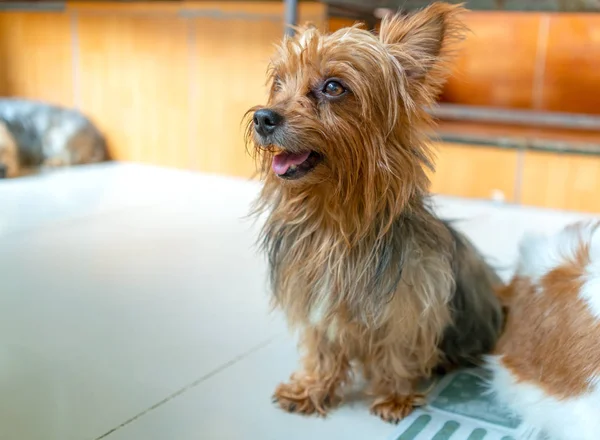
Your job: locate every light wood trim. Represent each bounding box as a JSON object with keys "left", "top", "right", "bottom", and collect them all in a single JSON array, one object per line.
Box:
[
  {"left": 522, "top": 151, "right": 600, "bottom": 212},
  {"left": 429, "top": 142, "right": 519, "bottom": 202}
]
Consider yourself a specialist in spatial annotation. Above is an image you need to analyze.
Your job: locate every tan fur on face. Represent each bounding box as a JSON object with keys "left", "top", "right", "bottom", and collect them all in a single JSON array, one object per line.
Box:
[
  {"left": 497, "top": 222, "right": 600, "bottom": 399},
  {"left": 247, "top": 3, "right": 503, "bottom": 423},
  {"left": 246, "top": 3, "right": 465, "bottom": 239}
]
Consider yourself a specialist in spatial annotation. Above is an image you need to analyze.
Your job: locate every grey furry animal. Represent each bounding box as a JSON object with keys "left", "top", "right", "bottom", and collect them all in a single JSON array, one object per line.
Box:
[{"left": 0, "top": 99, "right": 109, "bottom": 178}]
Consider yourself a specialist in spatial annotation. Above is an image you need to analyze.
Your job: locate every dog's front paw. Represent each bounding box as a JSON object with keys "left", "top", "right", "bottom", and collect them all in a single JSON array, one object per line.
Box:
[
  {"left": 370, "top": 394, "right": 426, "bottom": 424},
  {"left": 272, "top": 377, "right": 338, "bottom": 417}
]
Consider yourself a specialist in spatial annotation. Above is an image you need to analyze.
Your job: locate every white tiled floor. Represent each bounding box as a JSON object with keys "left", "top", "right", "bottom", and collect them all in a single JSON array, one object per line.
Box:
[{"left": 0, "top": 163, "right": 594, "bottom": 440}]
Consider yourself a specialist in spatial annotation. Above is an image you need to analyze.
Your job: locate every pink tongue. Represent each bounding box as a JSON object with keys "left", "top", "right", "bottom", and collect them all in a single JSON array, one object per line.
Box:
[{"left": 272, "top": 151, "right": 311, "bottom": 175}]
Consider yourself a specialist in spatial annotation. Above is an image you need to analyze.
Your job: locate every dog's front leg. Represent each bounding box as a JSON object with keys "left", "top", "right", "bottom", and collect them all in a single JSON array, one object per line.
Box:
[
  {"left": 366, "top": 354, "right": 427, "bottom": 424},
  {"left": 273, "top": 326, "right": 350, "bottom": 416}
]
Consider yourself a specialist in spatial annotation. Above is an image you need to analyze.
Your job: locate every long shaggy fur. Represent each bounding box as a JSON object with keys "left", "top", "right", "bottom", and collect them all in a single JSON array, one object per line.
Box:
[{"left": 246, "top": 2, "right": 503, "bottom": 423}]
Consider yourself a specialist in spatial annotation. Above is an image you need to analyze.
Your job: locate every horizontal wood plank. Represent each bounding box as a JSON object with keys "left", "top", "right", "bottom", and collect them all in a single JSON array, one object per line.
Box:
[
  {"left": 522, "top": 150, "right": 600, "bottom": 212},
  {"left": 429, "top": 142, "right": 519, "bottom": 202}
]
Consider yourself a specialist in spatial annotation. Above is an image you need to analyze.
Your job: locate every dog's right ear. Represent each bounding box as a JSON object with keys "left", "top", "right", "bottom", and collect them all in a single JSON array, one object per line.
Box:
[{"left": 379, "top": 2, "right": 465, "bottom": 82}]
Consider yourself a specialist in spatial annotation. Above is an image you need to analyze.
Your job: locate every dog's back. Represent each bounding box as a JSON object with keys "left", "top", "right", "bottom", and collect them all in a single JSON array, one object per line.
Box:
[
  {"left": 438, "top": 221, "right": 504, "bottom": 369},
  {"left": 0, "top": 99, "right": 108, "bottom": 177},
  {"left": 488, "top": 221, "right": 600, "bottom": 440}
]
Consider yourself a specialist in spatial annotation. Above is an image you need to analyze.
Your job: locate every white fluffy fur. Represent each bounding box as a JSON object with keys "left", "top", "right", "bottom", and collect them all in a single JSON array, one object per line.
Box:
[
  {"left": 489, "top": 357, "right": 600, "bottom": 440},
  {"left": 518, "top": 223, "right": 587, "bottom": 280},
  {"left": 581, "top": 226, "right": 600, "bottom": 320},
  {"left": 517, "top": 222, "right": 600, "bottom": 318},
  {"left": 489, "top": 221, "right": 600, "bottom": 440}
]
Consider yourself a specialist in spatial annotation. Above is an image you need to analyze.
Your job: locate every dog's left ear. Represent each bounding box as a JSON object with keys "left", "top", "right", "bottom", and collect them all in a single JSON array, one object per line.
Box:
[{"left": 379, "top": 2, "right": 465, "bottom": 82}]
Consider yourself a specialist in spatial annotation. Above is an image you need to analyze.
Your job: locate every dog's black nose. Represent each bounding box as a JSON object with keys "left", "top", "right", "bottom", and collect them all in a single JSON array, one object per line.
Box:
[
  {"left": 0, "top": 164, "right": 6, "bottom": 179},
  {"left": 253, "top": 109, "right": 283, "bottom": 136}
]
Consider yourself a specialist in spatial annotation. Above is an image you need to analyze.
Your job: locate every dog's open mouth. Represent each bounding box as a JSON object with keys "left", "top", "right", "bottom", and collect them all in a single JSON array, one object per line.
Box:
[{"left": 271, "top": 150, "right": 322, "bottom": 180}]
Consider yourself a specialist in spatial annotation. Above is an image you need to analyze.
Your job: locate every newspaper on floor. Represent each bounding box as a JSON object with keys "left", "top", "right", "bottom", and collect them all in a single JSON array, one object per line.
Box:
[{"left": 387, "top": 368, "right": 550, "bottom": 440}]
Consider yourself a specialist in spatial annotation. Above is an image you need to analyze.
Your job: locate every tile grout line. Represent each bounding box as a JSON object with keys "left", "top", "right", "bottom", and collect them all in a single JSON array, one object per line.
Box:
[{"left": 94, "top": 335, "right": 282, "bottom": 440}]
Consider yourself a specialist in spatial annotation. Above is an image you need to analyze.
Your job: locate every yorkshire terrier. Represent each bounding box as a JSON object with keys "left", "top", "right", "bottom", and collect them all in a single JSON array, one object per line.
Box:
[{"left": 246, "top": 2, "right": 503, "bottom": 423}]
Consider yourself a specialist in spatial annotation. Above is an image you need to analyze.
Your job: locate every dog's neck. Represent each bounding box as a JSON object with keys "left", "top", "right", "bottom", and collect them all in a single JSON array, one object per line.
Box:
[
  {"left": 256, "top": 176, "right": 440, "bottom": 325},
  {"left": 258, "top": 165, "right": 429, "bottom": 246}
]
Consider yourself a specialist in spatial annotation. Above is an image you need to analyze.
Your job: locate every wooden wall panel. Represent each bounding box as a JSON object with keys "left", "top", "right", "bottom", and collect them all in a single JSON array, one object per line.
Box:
[
  {"left": 521, "top": 151, "right": 600, "bottom": 212},
  {"left": 441, "top": 12, "right": 541, "bottom": 109},
  {"left": 70, "top": 2, "right": 325, "bottom": 174},
  {"left": 77, "top": 15, "right": 191, "bottom": 168},
  {"left": 192, "top": 16, "right": 281, "bottom": 178},
  {"left": 0, "top": 12, "right": 73, "bottom": 106},
  {"left": 440, "top": 12, "right": 600, "bottom": 115},
  {"left": 429, "top": 143, "right": 519, "bottom": 202},
  {"left": 540, "top": 14, "right": 600, "bottom": 114},
  {"left": 1, "top": 2, "right": 325, "bottom": 174}
]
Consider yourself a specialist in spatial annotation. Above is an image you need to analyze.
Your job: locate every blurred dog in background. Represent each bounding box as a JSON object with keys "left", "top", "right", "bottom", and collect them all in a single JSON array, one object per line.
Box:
[{"left": 0, "top": 99, "right": 109, "bottom": 178}]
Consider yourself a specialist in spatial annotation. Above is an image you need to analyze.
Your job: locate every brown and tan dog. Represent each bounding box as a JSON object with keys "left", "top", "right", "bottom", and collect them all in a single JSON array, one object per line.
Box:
[{"left": 246, "top": 3, "right": 503, "bottom": 423}]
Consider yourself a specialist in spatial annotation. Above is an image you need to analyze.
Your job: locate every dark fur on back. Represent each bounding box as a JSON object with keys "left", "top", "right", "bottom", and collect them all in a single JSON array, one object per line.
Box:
[{"left": 439, "top": 221, "right": 504, "bottom": 368}]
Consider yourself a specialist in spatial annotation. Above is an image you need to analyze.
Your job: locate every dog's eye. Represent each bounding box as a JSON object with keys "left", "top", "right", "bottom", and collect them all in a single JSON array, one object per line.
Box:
[
  {"left": 322, "top": 80, "right": 346, "bottom": 97},
  {"left": 272, "top": 75, "right": 282, "bottom": 92}
]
